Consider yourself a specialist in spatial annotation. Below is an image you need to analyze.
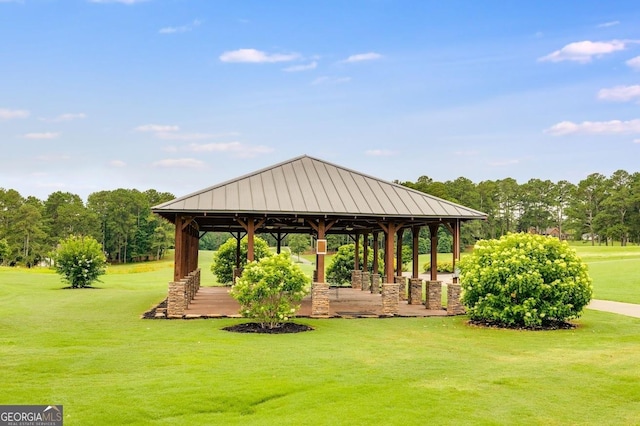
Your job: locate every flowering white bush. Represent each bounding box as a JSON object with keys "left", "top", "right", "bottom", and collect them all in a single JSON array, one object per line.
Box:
[
  {"left": 231, "top": 252, "right": 309, "bottom": 329},
  {"left": 459, "top": 233, "right": 592, "bottom": 327},
  {"left": 55, "top": 235, "right": 107, "bottom": 288}
]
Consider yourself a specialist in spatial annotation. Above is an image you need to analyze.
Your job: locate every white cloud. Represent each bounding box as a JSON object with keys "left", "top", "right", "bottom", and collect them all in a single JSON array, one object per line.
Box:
[
  {"left": 187, "top": 142, "right": 273, "bottom": 158},
  {"left": 282, "top": 61, "right": 317, "bottom": 72},
  {"left": 41, "top": 113, "right": 86, "bottom": 122},
  {"left": 343, "top": 52, "right": 383, "bottom": 63},
  {"left": 135, "top": 124, "right": 179, "bottom": 132},
  {"left": 156, "top": 132, "right": 218, "bottom": 141},
  {"left": 597, "top": 21, "right": 620, "bottom": 28},
  {"left": 365, "top": 149, "right": 395, "bottom": 157},
  {"left": 311, "top": 76, "right": 351, "bottom": 85},
  {"left": 539, "top": 40, "right": 628, "bottom": 63},
  {"left": 597, "top": 85, "right": 640, "bottom": 102},
  {"left": 0, "top": 108, "right": 29, "bottom": 120},
  {"left": 219, "top": 48, "right": 299, "bottom": 63},
  {"left": 159, "top": 19, "right": 201, "bottom": 34},
  {"left": 626, "top": 56, "right": 640, "bottom": 70},
  {"left": 109, "top": 160, "right": 126, "bottom": 167},
  {"left": 545, "top": 119, "right": 640, "bottom": 135},
  {"left": 23, "top": 132, "right": 60, "bottom": 139},
  {"left": 36, "top": 154, "right": 70, "bottom": 161},
  {"left": 634, "top": 139, "right": 640, "bottom": 143},
  {"left": 152, "top": 158, "right": 204, "bottom": 168}
]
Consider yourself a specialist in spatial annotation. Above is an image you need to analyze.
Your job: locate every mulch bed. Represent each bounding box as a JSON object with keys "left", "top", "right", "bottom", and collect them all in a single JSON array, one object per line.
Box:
[
  {"left": 142, "top": 299, "right": 167, "bottom": 319},
  {"left": 222, "top": 322, "right": 314, "bottom": 334},
  {"left": 467, "top": 319, "right": 576, "bottom": 331}
]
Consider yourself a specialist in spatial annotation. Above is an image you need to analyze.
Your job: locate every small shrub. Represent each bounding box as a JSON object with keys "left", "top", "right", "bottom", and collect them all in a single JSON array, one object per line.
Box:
[
  {"left": 231, "top": 252, "right": 309, "bottom": 329},
  {"left": 54, "top": 235, "right": 107, "bottom": 288},
  {"left": 326, "top": 244, "right": 382, "bottom": 285},
  {"left": 459, "top": 233, "right": 592, "bottom": 327},
  {"left": 423, "top": 260, "right": 454, "bottom": 273}
]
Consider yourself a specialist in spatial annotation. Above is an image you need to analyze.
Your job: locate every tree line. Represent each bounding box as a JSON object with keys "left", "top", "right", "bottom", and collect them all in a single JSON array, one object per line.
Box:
[
  {"left": 0, "top": 188, "right": 174, "bottom": 266},
  {"left": 1, "top": 169, "right": 638, "bottom": 266}
]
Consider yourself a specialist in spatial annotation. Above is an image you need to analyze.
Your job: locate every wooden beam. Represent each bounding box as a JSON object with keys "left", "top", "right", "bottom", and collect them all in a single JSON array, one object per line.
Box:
[
  {"left": 372, "top": 232, "right": 379, "bottom": 274},
  {"left": 452, "top": 219, "right": 461, "bottom": 283},
  {"left": 354, "top": 232, "right": 360, "bottom": 270},
  {"left": 173, "top": 214, "right": 184, "bottom": 281},
  {"left": 383, "top": 222, "right": 398, "bottom": 283},
  {"left": 412, "top": 225, "right": 420, "bottom": 279},
  {"left": 429, "top": 224, "right": 439, "bottom": 282},
  {"left": 396, "top": 228, "right": 404, "bottom": 277},
  {"left": 316, "top": 219, "right": 326, "bottom": 283},
  {"left": 247, "top": 219, "right": 255, "bottom": 262},
  {"left": 363, "top": 232, "right": 369, "bottom": 273}
]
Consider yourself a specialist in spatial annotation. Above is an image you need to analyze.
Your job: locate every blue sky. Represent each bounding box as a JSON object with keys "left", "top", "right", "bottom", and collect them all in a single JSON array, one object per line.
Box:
[{"left": 2, "top": 0, "right": 640, "bottom": 200}]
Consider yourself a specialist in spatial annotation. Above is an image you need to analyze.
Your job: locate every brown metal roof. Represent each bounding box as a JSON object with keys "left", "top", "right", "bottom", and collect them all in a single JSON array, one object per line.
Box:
[{"left": 152, "top": 155, "right": 487, "bottom": 224}]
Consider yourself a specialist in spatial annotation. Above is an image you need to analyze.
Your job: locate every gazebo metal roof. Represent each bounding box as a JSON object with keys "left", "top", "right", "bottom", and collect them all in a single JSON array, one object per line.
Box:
[{"left": 152, "top": 155, "right": 486, "bottom": 234}]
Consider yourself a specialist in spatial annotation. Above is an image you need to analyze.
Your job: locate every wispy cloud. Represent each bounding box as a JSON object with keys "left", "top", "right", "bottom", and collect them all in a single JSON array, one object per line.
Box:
[
  {"left": 219, "top": 48, "right": 299, "bottom": 63},
  {"left": 597, "top": 21, "right": 620, "bottom": 28},
  {"left": 627, "top": 56, "right": 640, "bottom": 70},
  {"left": 23, "top": 132, "right": 60, "bottom": 139},
  {"left": 187, "top": 142, "right": 273, "bottom": 158},
  {"left": 311, "top": 76, "right": 351, "bottom": 85},
  {"left": 41, "top": 113, "right": 86, "bottom": 122},
  {"left": 0, "top": 108, "right": 29, "bottom": 120},
  {"left": 634, "top": 139, "right": 640, "bottom": 144},
  {"left": 597, "top": 85, "right": 640, "bottom": 102},
  {"left": 159, "top": 19, "right": 201, "bottom": 34},
  {"left": 135, "top": 124, "right": 179, "bottom": 132},
  {"left": 109, "top": 160, "right": 126, "bottom": 167},
  {"left": 156, "top": 132, "right": 222, "bottom": 141},
  {"left": 36, "top": 154, "right": 70, "bottom": 162},
  {"left": 282, "top": 61, "right": 317, "bottom": 72},
  {"left": 488, "top": 159, "right": 520, "bottom": 166},
  {"left": 152, "top": 158, "right": 204, "bottom": 168},
  {"left": 538, "top": 40, "right": 630, "bottom": 63},
  {"left": 343, "top": 52, "right": 383, "bottom": 63},
  {"left": 365, "top": 149, "right": 396, "bottom": 157},
  {"left": 545, "top": 119, "right": 640, "bottom": 135}
]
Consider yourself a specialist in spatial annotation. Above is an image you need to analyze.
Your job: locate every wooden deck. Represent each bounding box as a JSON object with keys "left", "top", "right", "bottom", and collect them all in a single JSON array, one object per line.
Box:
[{"left": 181, "top": 286, "right": 450, "bottom": 319}]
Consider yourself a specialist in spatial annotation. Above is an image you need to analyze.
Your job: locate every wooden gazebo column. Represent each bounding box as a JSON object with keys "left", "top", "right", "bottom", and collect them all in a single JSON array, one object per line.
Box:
[
  {"left": 426, "top": 223, "right": 442, "bottom": 310},
  {"left": 308, "top": 218, "right": 335, "bottom": 317},
  {"left": 168, "top": 214, "right": 201, "bottom": 317},
  {"left": 361, "top": 232, "right": 370, "bottom": 291},
  {"left": 396, "top": 228, "right": 407, "bottom": 301},
  {"left": 429, "top": 224, "right": 439, "bottom": 282},
  {"left": 236, "top": 217, "right": 265, "bottom": 262},
  {"left": 409, "top": 225, "right": 422, "bottom": 305},
  {"left": 371, "top": 232, "right": 380, "bottom": 293},
  {"left": 379, "top": 221, "right": 402, "bottom": 315}
]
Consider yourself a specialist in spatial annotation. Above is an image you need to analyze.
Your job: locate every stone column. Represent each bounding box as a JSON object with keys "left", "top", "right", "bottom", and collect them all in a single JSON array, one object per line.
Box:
[
  {"left": 370, "top": 274, "right": 381, "bottom": 294},
  {"left": 426, "top": 280, "right": 442, "bottom": 310},
  {"left": 167, "top": 281, "right": 186, "bottom": 318},
  {"left": 381, "top": 283, "right": 399, "bottom": 316},
  {"left": 361, "top": 271, "right": 370, "bottom": 291},
  {"left": 409, "top": 278, "right": 423, "bottom": 305},
  {"left": 311, "top": 282, "right": 330, "bottom": 317},
  {"left": 351, "top": 270, "right": 362, "bottom": 289},
  {"left": 447, "top": 283, "right": 465, "bottom": 315},
  {"left": 395, "top": 276, "right": 407, "bottom": 301}
]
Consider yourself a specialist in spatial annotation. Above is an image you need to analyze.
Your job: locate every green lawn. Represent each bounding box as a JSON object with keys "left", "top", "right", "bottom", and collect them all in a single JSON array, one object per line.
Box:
[{"left": 1, "top": 256, "right": 639, "bottom": 425}]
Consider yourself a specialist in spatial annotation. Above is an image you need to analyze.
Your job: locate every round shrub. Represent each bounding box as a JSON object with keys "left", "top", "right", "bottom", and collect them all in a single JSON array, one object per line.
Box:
[
  {"left": 55, "top": 235, "right": 107, "bottom": 288},
  {"left": 211, "top": 236, "right": 271, "bottom": 284},
  {"left": 231, "top": 252, "right": 309, "bottom": 329},
  {"left": 459, "top": 233, "right": 592, "bottom": 327}
]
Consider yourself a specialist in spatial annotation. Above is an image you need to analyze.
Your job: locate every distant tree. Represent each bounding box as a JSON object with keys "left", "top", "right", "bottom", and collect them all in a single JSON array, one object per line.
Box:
[
  {"left": 54, "top": 235, "right": 107, "bottom": 288},
  {"left": 211, "top": 236, "right": 271, "bottom": 284},
  {"left": 287, "top": 234, "right": 309, "bottom": 261},
  {"left": 0, "top": 238, "right": 9, "bottom": 265},
  {"left": 567, "top": 173, "right": 606, "bottom": 245}
]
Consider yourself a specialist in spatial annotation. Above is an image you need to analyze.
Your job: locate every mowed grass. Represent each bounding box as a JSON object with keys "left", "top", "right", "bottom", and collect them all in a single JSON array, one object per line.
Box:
[{"left": 1, "top": 255, "right": 640, "bottom": 425}]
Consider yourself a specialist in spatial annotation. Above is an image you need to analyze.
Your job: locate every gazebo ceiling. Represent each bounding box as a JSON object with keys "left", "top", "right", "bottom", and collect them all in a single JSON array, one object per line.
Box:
[{"left": 152, "top": 155, "right": 487, "bottom": 234}]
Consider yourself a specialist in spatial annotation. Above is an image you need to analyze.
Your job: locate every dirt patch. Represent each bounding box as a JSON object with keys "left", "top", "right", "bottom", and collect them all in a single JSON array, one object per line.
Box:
[
  {"left": 223, "top": 322, "right": 314, "bottom": 334},
  {"left": 467, "top": 319, "right": 576, "bottom": 331}
]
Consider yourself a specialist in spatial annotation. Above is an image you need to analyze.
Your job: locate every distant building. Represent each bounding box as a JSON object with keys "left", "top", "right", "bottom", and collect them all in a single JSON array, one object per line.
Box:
[{"left": 528, "top": 227, "right": 569, "bottom": 240}]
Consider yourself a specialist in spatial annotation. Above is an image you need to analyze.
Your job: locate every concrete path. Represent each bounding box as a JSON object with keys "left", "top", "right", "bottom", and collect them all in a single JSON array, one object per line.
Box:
[{"left": 587, "top": 299, "right": 640, "bottom": 319}]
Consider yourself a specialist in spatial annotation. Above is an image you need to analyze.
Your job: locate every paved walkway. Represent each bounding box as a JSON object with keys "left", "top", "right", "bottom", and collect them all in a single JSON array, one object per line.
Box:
[{"left": 587, "top": 299, "right": 640, "bottom": 319}]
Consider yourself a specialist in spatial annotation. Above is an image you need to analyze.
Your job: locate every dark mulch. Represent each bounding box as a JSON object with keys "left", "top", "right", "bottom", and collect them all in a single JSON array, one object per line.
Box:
[
  {"left": 467, "top": 319, "right": 576, "bottom": 331},
  {"left": 223, "top": 322, "right": 314, "bottom": 334},
  {"left": 141, "top": 299, "right": 167, "bottom": 319}
]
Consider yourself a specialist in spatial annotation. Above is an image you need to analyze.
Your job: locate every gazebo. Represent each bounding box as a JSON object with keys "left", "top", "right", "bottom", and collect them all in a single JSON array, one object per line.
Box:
[{"left": 152, "top": 155, "right": 486, "bottom": 317}]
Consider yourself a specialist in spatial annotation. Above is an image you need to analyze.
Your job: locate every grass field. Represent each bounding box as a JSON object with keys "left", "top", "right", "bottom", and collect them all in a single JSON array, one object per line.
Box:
[{"left": 1, "top": 246, "right": 639, "bottom": 425}]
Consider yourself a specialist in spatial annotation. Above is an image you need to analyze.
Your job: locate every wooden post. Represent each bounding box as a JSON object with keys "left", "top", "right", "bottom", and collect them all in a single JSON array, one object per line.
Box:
[
  {"left": 396, "top": 228, "right": 404, "bottom": 277},
  {"left": 453, "top": 219, "right": 461, "bottom": 283},
  {"left": 429, "top": 224, "right": 439, "bottom": 282},
  {"left": 174, "top": 215, "right": 184, "bottom": 282},
  {"left": 363, "top": 232, "right": 369, "bottom": 273},
  {"left": 372, "top": 232, "right": 379, "bottom": 274},
  {"left": 235, "top": 232, "right": 241, "bottom": 269},
  {"left": 379, "top": 222, "right": 399, "bottom": 283},
  {"left": 354, "top": 232, "right": 360, "bottom": 271},
  {"left": 412, "top": 225, "right": 420, "bottom": 279},
  {"left": 316, "top": 219, "right": 326, "bottom": 283},
  {"left": 247, "top": 219, "right": 255, "bottom": 262},
  {"left": 276, "top": 232, "right": 282, "bottom": 254}
]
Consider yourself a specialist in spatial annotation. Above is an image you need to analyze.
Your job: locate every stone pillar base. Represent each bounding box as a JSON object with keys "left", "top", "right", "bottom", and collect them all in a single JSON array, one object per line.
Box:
[
  {"left": 370, "top": 274, "right": 381, "bottom": 294},
  {"left": 409, "top": 278, "right": 423, "bottom": 305},
  {"left": 395, "top": 276, "right": 407, "bottom": 301},
  {"left": 427, "top": 280, "right": 442, "bottom": 310},
  {"left": 351, "top": 270, "right": 362, "bottom": 289},
  {"left": 381, "top": 283, "right": 399, "bottom": 316},
  {"left": 167, "top": 281, "right": 186, "bottom": 316},
  {"left": 447, "top": 283, "right": 465, "bottom": 315},
  {"left": 361, "top": 271, "right": 370, "bottom": 291},
  {"left": 312, "top": 283, "right": 330, "bottom": 316}
]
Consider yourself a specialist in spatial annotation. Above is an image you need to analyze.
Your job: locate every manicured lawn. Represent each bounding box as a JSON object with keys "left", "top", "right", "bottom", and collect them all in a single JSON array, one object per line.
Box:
[{"left": 1, "top": 260, "right": 639, "bottom": 425}]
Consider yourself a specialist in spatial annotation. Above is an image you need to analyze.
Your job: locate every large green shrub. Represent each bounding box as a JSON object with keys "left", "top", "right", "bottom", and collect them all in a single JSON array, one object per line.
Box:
[
  {"left": 459, "top": 233, "right": 592, "bottom": 327},
  {"left": 231, "top": 252, "right": 309, "bottom": 329},
  {"left": 326, "top": 244, "right": 382, "bottom": 285},
  {"left": 423, "top": 260, "right": 455, "bottom": 273},
  {"left": 54, "top": 235, "right": 107, "bottom": 288},
  {"left": 211, "top": 236, "right": 271, "bottom": 284}
]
